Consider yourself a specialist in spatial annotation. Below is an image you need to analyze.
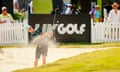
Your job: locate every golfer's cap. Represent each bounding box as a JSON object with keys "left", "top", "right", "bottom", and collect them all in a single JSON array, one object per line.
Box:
[{"left": 2, "top": 6, "right": 7, "bottom": 11}]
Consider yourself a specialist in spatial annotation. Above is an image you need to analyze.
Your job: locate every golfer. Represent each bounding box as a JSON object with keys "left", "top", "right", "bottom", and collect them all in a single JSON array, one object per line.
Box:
[{"left": 33, "top": 32, "right": 53, "bottom": 67}]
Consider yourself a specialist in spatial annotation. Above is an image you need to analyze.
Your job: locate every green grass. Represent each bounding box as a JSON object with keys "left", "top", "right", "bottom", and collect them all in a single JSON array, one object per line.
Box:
[
  {"left": 14, "top": 48, "right": 120, "bottom": 72},
  {"left": 58, "top": 42, "right": 120, "bottom": 48},
  {"left": 33, "top": 0, "right": 53, "bottom": 14}
]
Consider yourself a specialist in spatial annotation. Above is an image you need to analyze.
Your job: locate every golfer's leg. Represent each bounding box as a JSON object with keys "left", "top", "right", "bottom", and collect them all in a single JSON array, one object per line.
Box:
[
  {"left": 42, "top": 46, "right": 48, "bottom": 65},
  {"left": 34, "top": 45, "right": 41, "bottom": 67},
  {"left": 34, "top": 58, "right": 39, "bottom": 68},
  {"left": 42, "top": 56, "right": 46, "bottom": 65}
]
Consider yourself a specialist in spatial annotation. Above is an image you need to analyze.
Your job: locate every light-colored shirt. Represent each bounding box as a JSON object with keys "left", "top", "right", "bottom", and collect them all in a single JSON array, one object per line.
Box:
[
  {"left": 29, "top": 1, "right": 33, "bottom": 13},
  {"left": 65, "top": 7, "right": 71, "bottom": 15},
  {"left": 14, "top": 0, "right": 18, "bottom": 3},
  {"left": 108, "top": 9, "right": 120, "bottom": 23},
  {"left": 13, "top": 0, "right": 19, "bottom": 12},
  {"left": 0, "top": 13, "right": 14, "bottom": 23}
]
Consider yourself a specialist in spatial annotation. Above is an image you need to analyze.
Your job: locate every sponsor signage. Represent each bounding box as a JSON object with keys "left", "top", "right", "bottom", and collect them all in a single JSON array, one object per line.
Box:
[{"left": 29, "top": 14, "right": 91, "bottom": 42}]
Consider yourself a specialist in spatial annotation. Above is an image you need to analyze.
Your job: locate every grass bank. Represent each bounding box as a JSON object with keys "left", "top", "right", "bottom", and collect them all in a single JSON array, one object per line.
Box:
[
  {"left": 58, "top": 42, "right": 120, "bottom": 48},
  {"left": 14, "top": 48, "right": 120, "bottom": 72}
]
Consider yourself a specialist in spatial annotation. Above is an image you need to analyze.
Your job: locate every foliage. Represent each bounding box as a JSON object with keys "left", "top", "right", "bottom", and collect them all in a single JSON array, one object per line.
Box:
[
  {"left": 33, "top": 0, "right": 53, "bottom": 14},
  {"left": 13, "top": 12, "right": 24, "bottom": 21}
]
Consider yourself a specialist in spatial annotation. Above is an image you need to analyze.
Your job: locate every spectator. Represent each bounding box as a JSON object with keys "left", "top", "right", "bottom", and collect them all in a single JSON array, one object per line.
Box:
[
  {"left": 0, "top": 6, "right": 14, "bottom": 24},
  {"left": 14, "top": 0, "right": 30, "bottom": 12},
  {"left": 13, "top": 0, "right": 19, "bottom": 12},
  {"left": 28, "top": 0, "right": 33, "bottom": 14},
  {"left": 51, "top": 6, "right": 62, "bottom": 14},
  {"left": 65, "top": 4, "right": 72, "bottom": 15},
  {"left": 89, "top": 7, "right": 95, "bottom": 18},
  {"left": 104, "top": 8, "right": 108, "bottom": 21},
  {"left": 108, "top": 2, "right": 120, "bottom": 23},
  {"left": 93, "top": 5, "right": 101, "bottom": 22},
  {"left": 71, "top": 4, "right": 80, "bottom": 14}
]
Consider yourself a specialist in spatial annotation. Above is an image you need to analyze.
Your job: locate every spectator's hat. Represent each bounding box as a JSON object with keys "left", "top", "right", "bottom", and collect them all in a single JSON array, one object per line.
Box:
[
  {"left": 95, "top": 5, "right": 100, "bottom": 10},
  {"left": 2, "top": 6, "right": 7, "bottom": 11},
  {"left": 67, "top": 4, "right": 72, "bottom": 7},
  {"left": 112, "top": 2, "right": 119, "bottom": 8},
  {"left": 95, "top": 5, "right": 100, "bottom": 8}
]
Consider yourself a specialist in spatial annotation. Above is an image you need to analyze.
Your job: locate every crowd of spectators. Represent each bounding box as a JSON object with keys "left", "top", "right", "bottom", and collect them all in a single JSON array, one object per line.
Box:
[
  {"left": 0, "top": 0, "right": 33, "bottom": 24},
  {"left": 51, "top": 3, "right": 80, "bottom": 15},
  {"left": 1, "top": 1, "right": 120, "bottom": 23},
  {"left": 51, "top": 1, "right": 120, "bottom": 23},
  {"left": 0, "top": 6, "right": 14, "bottom": 24},
  {"left": 89, "top": 2, "right": 120, "bottom": 23}
]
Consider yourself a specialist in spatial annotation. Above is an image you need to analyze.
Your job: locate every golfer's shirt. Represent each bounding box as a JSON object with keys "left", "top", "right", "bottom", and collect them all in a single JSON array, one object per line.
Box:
[
  {"left": 38, "top": 38, "right": 48, "bottom": 47},
  {"left": 32, "top": 37, "right": 49, "bottom": 47}
]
